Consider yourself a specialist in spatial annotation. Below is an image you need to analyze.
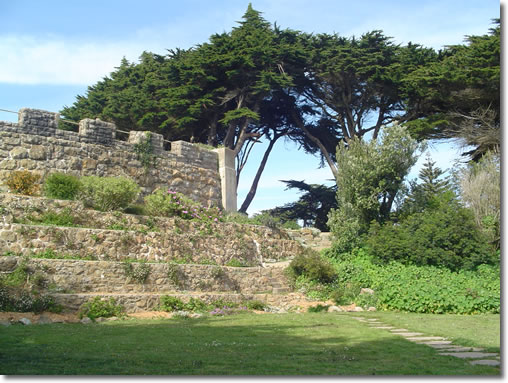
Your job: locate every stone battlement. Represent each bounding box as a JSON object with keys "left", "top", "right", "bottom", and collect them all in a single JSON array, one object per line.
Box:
[{"left": 0, "top": 108, "right": 237, "bottom": 210}]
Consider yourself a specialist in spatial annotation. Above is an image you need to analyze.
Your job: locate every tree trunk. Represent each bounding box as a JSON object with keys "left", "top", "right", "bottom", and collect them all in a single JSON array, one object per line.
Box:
[
  {"left": 238, "top": 135, "right": 279, "bottom": 214},
  {"left": 291, "top": 110, "right": 338, "bottom": 178},
  {"left": 207, "top": 115, "right": 218, "bottom": 146}
]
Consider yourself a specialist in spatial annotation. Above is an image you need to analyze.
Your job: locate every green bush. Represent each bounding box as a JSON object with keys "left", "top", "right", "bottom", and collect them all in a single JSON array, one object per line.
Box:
[
  {"left": 159, "top": 295, "right": 186, "bottom": 312},
  {"left": 78, "top": 176, "right": 140, "bottom": 211},
  {"left": 5, "top": 170, "right": 40, "bottom": 196},
  {"left": 245, "top": 300, "right": 266, "bottom": 310},
  {"left": 0, "top": 285, "right": 60, "bottom": 313},
  {"left": 287, "top": 249, "right": 337, "bottom": 284},
  {"left": 145, "top": 189, "right": 223, "bottom": 223},
  {"left": 79, "top": 297, "right": 124, "bottom": 320},
  {"left": 43, "top": 172, "right": 81, "bottom": 200},
  {"left": 307, "top": 304, "right": 330, "bottom": 313},
  {"left": 122, "top": 261, "right": 151, "bottom": 284},
  {"left": 367, "top": 193, "right": 498, "bottom": 271}
]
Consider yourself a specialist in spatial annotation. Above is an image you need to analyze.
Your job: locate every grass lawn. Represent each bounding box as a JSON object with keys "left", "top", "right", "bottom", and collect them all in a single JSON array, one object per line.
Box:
[
  {"left": 0, "top": 312, "right": 500, "bottom": 375},
  {"left": 356, "top": 311, "right": 500, "bottom": 352}
]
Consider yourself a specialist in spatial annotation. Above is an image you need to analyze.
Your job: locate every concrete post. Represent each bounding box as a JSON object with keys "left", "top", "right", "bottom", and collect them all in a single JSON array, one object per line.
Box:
[{"left": 215, "top": 147, "right": 237, "bottom": 212}]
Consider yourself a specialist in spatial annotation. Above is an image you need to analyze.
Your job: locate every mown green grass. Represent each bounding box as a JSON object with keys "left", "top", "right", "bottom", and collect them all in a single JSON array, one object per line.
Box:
[
  {"left": 0, "top": 312, "right": 499, "bottom": 375},
  {"left": 356, "top": 311, "right": 500, "bottom": 352}
]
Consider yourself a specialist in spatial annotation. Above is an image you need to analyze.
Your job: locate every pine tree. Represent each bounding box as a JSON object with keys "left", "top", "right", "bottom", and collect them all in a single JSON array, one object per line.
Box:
[{"left": 418, "top": 155, "right": 450, "bottom": 196}]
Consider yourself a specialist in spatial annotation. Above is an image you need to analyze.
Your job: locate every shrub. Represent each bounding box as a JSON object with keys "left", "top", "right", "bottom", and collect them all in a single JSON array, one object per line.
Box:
[
  {"left": 367, "top": 192, "right": 498, "bottom": 271},
  {"left": 184, "top": 297, "right": 209, "bottom": 312},
  {"left": 79, "top": 297, "right": 124, "bottom": 320},
  {"left": 5, "top": 170, "right": 40, "bottom": 195},
  {"left": 43, "top": 172, "right": 81, "bottom": 200},
  {"left": 122, "top": 261, "right": 151, "bottom": 284},
  {"left": 0, "top": 286, "right": 59, "bottom": 313},
  {"left": 245, "top": 300, "right": 266, "bottom": 310},
  {"left": 307, "top": 304, "right": 330, "bottom": 313},
  {"left": 159, "top": 295, "right": 186, "bottom": 312},
  {"left": 78, "top": 176, "right": 140, "bottom": 211},
  {"left": 287, "top": 248, "right": 337, "bottom": 284},
  {"left": 145, "top": 189, "right": 223, "bottom": 223}
]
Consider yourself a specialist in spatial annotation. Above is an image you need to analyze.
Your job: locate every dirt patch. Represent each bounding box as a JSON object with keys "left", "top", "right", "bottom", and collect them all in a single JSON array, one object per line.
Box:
[{"left": 0, "top": 311, "right": 80, "bottom": 323}]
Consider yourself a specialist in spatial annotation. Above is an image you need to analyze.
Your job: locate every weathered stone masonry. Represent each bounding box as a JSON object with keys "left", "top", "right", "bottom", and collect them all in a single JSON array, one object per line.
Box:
[{"left": 0, "top": 108, "right": 237, "bottom": 209}]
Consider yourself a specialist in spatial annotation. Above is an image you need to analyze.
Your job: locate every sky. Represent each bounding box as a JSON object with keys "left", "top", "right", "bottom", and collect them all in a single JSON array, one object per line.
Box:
[{"left": 0, "top": 0, "right": 501, "bottom": 215}]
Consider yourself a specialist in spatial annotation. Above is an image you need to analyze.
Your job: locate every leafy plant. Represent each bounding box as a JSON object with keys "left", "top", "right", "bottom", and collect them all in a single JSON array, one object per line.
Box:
[
  {"left": 323, "top": 250, "right": 500, "bottom": 314},
  {"left": 79, "top": 297, "right": 124, "bottom": 320},
  {"left": 210, "top": 266, "right": 225, "bottom": 279},
  {"left": 287, "top": 248, "right": 337, "bottom": 284},
  {"left": 133, "top": 132, "right": 156, "bottom": 171},
  {"left": 122, "top": 260, "right": 151, "bottom": 284},
  {"left": 159, "top": 295, "right": 185, "bottom": 312},
  {"left": 78, "top": 176, "right": 140, "bottom": 211},
  {"left": 167, "top": 263, "right": 181, "bottom": 286},
  {"left": 5, "top": 170, "right": 40, "bottom": 196},
  {"left": 43, "top": 172, "right": 81, "bottom": 200},
  {"left": 307, "top": 304, "right": 330, "bottom": 313},
  {"left": 245, "top": 300, "right": 267, "bottom": 310},
  {"left": 144, "top": 189, "right": 223, "bottom": 223}
]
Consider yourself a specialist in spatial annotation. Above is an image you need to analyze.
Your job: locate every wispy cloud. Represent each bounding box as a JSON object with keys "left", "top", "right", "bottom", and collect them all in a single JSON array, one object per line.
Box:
[{"left": 0, "top": 35, "right": 153, "bottom": 85}]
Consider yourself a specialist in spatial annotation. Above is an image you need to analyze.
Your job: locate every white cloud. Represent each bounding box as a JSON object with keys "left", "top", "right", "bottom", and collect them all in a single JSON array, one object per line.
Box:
[{"left": 0, "top": 35, "right": 152, "bottom": 85}]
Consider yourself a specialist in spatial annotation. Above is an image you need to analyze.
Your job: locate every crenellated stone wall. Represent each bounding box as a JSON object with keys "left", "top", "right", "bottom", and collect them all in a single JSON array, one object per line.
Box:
[{"left": 0, "top": 108, "right": 235, "bottom": 209}]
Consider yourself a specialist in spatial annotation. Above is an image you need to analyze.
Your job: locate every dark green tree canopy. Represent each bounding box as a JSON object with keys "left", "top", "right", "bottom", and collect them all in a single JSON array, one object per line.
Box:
[
  {"left": 59, "top": 6, "right": 499, "bottom": 215},
  {"left": 403, "top": 20, "right": 500, "bottom": 160}
]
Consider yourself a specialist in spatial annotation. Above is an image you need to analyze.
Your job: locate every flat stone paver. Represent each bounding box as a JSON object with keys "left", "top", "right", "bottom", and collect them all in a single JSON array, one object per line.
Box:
[
  {"left": 439, "top": 352, "right": 499, "bottom": 359},
  {"left": 371, "top": 326, "right": 395, "bottom": 329},
  {"left": 426, "top": 343, "right": 460, "bottom": 349},
  {"left": 406, "top": 336, "right": 446, "bottom": 341},
  {"left": 392, "top": 332, "right": 425, "bottom": 337},
  {"left": 419, "top": 340, "right": 453, "bottom": 345},
  {"left": 439, "top": 346, "right": 484, "bottom": 352},
  {"left": 390, "top": 328, "right": 409, "bottom": 332},
  {"left": 470, "top": 360, "right": 500, "bottom": 367}
]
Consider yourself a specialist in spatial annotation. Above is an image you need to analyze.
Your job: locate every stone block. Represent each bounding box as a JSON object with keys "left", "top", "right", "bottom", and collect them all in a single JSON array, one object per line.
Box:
[{"left": 28, "top": 145, "right": 46, "bottom": 160}]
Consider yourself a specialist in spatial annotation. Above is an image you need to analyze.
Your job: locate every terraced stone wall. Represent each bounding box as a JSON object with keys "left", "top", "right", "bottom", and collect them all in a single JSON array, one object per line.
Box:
[
  {"left": 0, "top": 108, "right": 222, "bottom": 208},
  {"left": 0, "top": 256, "right": 278, "bottom": 295},
  {"left": 0, "top": 194, "right": 303, "bottom": 265}
]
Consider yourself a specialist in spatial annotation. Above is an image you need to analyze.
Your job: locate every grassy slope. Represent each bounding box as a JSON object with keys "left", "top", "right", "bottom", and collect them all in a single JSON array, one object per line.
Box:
[
  {"left": 354, "top": 311, "right": 500, "bottom": 351},
  {"left": 0, "top": 313, "right": 499, "bottom": 375}
]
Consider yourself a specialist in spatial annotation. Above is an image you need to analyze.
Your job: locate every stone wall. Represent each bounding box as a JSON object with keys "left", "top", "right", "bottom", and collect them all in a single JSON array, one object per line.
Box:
[
  {"left": 285, "top": 228, "right": 333, "bottom": 252},
  {"left": 0, "top": 108, "right": 226, "bottom": 208},
  {"left": 0, "top": 194, "right": 303, "bottom": 265},
  {"left": 0, "top": 256, "right": 280, "bottom": 295}
]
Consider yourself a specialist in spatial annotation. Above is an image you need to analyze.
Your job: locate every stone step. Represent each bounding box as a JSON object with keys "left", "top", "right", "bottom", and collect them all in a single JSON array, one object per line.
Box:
[
  {"left": 439, "top": 351, "right": 499, "bottom": 359},
  {"left": 272, "top": 287, "right": 290, "bottom": 294}
]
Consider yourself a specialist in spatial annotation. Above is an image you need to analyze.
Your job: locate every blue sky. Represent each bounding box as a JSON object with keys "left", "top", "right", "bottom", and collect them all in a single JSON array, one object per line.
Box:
[{"left": 0, "top": 0, "right": 500, "bottom": 215}]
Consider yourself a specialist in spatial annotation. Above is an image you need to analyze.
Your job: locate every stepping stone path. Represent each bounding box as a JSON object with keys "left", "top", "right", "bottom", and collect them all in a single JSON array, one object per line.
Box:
[{"left": 350, "top": 316, "right": 500, "bottom": 367}]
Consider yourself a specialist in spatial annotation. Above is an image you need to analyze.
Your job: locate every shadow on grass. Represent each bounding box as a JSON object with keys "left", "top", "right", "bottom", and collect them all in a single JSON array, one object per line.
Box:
[{"left": 0, "top": 313, "right": 500, "bottom": 375}]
